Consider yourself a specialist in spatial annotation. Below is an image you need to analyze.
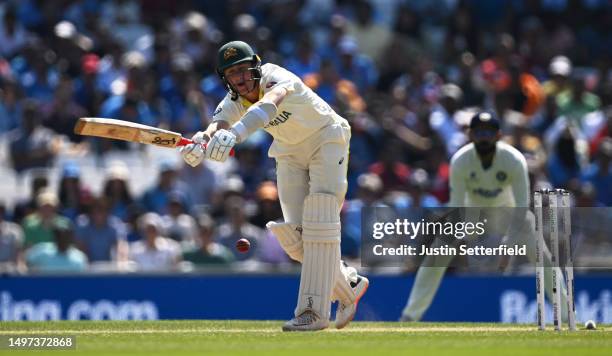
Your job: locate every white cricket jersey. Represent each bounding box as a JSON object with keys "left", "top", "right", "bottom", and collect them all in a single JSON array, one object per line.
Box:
[
  {"left": 448, "top": 141, "right": 530, "bottom": 208},
  {"left": 211, "top": 63, "right": 346, "bottom": 146}
]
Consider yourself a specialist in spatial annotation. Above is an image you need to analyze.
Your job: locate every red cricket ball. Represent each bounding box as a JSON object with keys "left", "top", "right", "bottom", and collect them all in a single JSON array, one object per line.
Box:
[{"left": 235, "top": 238, "right": 250, "bottom": 253}]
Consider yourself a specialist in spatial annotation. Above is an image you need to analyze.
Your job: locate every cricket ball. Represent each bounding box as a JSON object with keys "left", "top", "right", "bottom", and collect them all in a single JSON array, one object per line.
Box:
[{"left": 236, "top": 238, "right": 251, "bottom": 253}]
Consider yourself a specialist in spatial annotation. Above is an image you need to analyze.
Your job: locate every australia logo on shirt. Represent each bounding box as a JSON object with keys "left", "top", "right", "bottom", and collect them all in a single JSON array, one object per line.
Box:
[{"left": 264, "top": 110, "right": 292, "bottom": 128}]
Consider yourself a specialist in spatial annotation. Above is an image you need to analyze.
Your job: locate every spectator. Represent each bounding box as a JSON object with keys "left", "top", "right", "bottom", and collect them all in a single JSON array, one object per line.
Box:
[
  {"left": 25, "top": 221, "right": 88, "bottom": 272},
  {"left": 57, "top": 161, "right": 92, "bottom": 221},
  {"left": 52, "top": 21, "right": 91, "bottom": 77},
  {"left": 141, "top": 160, "right": 191, "bottom": 215},
  {"left": 342, "top": 173, "right": 386, "bottom": 258},
  {"left": 0, "top": 5, "right": 28, "bottom": 58},
  {"left": 12, "top": 170, "right": 48, "bottom": 224},
  {"left": 102, "top": 161, "right": 134, "bottom": 221},
  {"left": 19, "top": 44, "right": 59, "bottom": 102},
  {"left": 284, "top": 32, "right": 320, "bottom": 79},
  {"left": 250, "top": 181, "right": 283, "bottom": 229},
  {"left": 557, "top": 74, "right": 601, "bottom": 128},
  {"left": 101, "top": 0, "right": 153, "bottom": 61},
  {"left": 0, "top": 203, "right": 24, "bottom": 271},
  {"left": 381, "top": 94, "right": 433, "bottom": 161},
  {"left": 129, "top": 212, "right": 181, "bottom": 271},
  {"left": 428, "top": 83, "right": 467, "bottom": 157},
  {"left": 182, "top": 214, "right": 235, "bottom": 266},
  {"left": 504, "top": 111, "right": 548, "bottom": 174},
  {"left": 542, "top": 56, "right": 572, "bottom": 98},
  {"left": 124, "top": 205, "right": 145, "bottom": 243},
  {"left": 233, "top": 140, "right": 271, "bottom": 194},
  {"left": 8, "top": 100, "right": 58, "bottom": 173},
  {"left": 318, "top": 14, "right": 348, "bottom": 61},
  {"left": 95, "top": 41, "right": 125, "bottom": 96},
  {"left": 589, "top": 107, "right": 612, "bottom": 156},
  {"left": 335, "top": 36, "right": 378, "bottom": 94},
  {"left": 175, "top": 11, "right": 214, "bottom": 70},
  {"left": 40, "top": 76, "right": 87, "bottom": 142},
  {"left": 75, "top": 197, "right": 128, "bottom": 264},
  {"left": 74, "top": 53, "right": 104, "bottom": 116},
  {"left": 0, "top": 79, "right": 21, "bottom": 134},
  {"left": 368, "top": 139, "right": 411, "bottom": 193},
  {"left": 232, "top": 13, "right": 258, "bottom": 46},
  {"left": 581, "top": 138, "right": 612, "bottom": 206},
  {"left": 98, "top": 52, "right": 156, "bottom": 131},
  {"left": 303, "top": 58, "right": 366, "bottom": 113},
  {"left": 345, "top": 0, "right": 391, "bottom": 65},
  {"left": 547, "top": 127, "right": 585, "bottom": 190},
  {"left": 22, "top": 189, "right": 71, "bottom": 248},
  {"left": 159, "top": 53, "right": 206, "bottom": 134},
  {"left": 216, "top": 196, "right": 265, "bottom": 262},
  {"left": 495, "top": 59, "right": 544, "bottom": 120},
  {"left": 344, "top": 114, "right": 382, "bottom": 198},
  {"left": 161, "top": 191, "right": 198, "bottom": 248},
  {"left": 399, "top": 168, "right": 441, "bottom": 208},
  {"left": 209, "top": 175, "right": 246, "bottom": 220},
  {"left": 176, "top": 160, "right": 218, "bottom": 208}
]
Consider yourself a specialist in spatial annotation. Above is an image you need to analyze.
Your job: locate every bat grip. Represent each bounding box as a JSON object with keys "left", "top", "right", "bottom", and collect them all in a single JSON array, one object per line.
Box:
[{"left": 178, "top": 137, "right": 235, "bottom": 156}]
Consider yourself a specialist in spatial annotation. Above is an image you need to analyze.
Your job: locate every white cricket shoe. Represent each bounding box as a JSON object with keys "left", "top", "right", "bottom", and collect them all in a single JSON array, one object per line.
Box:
[
  {"left": 282, "top": 310, "right": 329, "bottom": 332},
  {"left": 335, "top": 275, "right": 369, "bottom": 329}
]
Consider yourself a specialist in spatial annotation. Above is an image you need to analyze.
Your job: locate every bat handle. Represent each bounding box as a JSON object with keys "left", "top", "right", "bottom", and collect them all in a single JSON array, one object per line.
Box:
[{"left": 178, "top": 137, "right": 235, "bottom": 156}]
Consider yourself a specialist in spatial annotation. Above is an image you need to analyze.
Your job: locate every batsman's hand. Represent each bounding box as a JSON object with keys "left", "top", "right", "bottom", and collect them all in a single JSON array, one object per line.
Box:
[
  {"left": 180, "top": 131, "right": 208, "bottom": 167},
  {"left": 206, "top": 129, "right": 236, "bottom": 163}
]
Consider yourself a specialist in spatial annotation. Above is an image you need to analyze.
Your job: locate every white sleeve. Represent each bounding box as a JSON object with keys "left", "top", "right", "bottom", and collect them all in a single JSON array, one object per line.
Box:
[
  {"left": 510, "top": 153, "right": 530, "bottom": 208},
  {"left": 260, "top": 65, "right": 299, "bottom": 95},
  {"left": 211, "top": 95, "right": 243, "bottom": 126},
  {"left": 448, "top": 155, "right": 467, "bottom": 207}
]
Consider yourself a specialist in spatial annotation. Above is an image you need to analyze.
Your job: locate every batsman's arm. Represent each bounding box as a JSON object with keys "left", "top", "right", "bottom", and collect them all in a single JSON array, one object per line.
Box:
[{"left": 229, "top": 87, "right": 288, "bottom": 142}]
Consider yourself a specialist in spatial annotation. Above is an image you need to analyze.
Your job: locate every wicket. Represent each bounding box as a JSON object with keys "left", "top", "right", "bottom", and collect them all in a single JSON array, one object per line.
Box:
[{"left": 533, "top": 188, "right": 577, "bottom": 331}]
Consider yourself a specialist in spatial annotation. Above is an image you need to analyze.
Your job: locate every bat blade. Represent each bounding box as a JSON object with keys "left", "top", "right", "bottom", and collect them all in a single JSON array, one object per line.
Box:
[{"left": 74, "top": 118, "right": 191, "bottom": 148}]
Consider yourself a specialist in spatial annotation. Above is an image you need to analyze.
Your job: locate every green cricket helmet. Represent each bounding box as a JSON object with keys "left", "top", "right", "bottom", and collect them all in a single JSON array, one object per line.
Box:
[{"left": 216, "top": 41, "right": 262, "bottom": 100}]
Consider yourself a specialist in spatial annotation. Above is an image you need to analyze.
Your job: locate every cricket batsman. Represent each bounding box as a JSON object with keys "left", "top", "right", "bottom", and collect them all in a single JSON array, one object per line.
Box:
[
  {"left": 400, "top": 111, "right": 568, "bottom": 321},
  {"left": 180, "top": 41, "right": 368, "bottom": 331}
]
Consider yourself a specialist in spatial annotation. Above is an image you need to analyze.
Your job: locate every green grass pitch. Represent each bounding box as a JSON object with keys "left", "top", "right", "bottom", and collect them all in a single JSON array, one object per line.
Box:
[{"left": 1, "top": 320, "right": 610, "bottom": 356}]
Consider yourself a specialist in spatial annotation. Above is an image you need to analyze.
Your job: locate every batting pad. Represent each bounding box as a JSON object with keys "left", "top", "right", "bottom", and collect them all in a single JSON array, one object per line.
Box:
[
  {"left": 267, "top": 221, "right": 355, "bottom": 305},
  {"left": 296, "top": 193, "right": 344, "bottom": 319},
  {"left": 266, "top": 221, "right": 303, "bottom": 262}
]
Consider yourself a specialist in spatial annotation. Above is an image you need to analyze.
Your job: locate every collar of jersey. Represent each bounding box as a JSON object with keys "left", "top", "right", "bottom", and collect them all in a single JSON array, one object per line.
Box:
[{"left": 240, "top": 86, "right": 264, "bottom": 108}]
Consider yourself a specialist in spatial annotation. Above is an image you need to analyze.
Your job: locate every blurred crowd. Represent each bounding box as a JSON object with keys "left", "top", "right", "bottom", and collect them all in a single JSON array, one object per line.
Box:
[{"left": 0, "top": 0, "right": 611, "bottom": 273}]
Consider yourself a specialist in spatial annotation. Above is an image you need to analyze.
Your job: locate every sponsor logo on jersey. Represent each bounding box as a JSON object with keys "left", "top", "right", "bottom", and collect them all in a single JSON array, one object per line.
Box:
[
  {"left": 223, "top": 47, "right": 238, "bottom": 60},
  {"left": 213, "top": 107, "right": 222, "bottom": 117},
  {"left": 266, "top": 81, "right": 277, "bottom": 89},
  {"left": 472, "top": 187, "right": 503, "bottom": 198},
  {"left": 264, "top": 110, "right": 292, "bottom": 128},
  {"left": 496, "top": 171, "right": 507, "bottom": 182}
]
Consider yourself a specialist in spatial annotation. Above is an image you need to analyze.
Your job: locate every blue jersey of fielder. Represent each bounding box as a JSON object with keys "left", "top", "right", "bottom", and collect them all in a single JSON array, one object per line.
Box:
[{"left": 448, "top": 141, "right": 529, "bottom": 208}]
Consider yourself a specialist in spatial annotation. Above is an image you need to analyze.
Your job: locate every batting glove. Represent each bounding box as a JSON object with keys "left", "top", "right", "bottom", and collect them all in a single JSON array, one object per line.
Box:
[
  {"left": 206, "top": 129, "right": 236, "bottom": 163},
  {"left": 180, "top": 131, "right": 208, "bottom": 167}
]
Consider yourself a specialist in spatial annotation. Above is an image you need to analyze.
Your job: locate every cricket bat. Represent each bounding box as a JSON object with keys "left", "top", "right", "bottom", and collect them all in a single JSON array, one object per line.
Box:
[{"left": 74, "top": 118, "right": 233, "bottom": 154}]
